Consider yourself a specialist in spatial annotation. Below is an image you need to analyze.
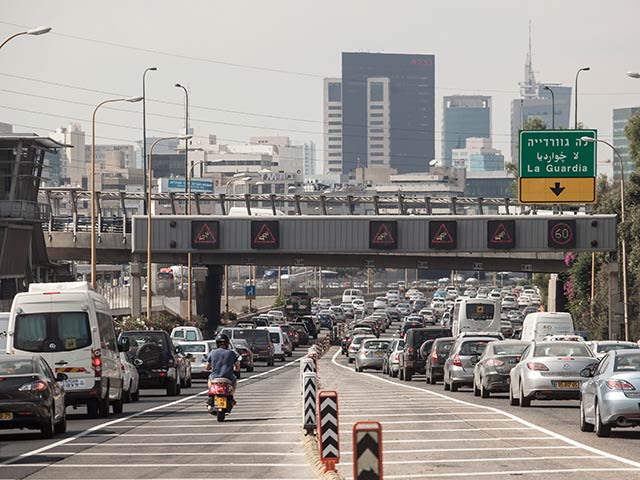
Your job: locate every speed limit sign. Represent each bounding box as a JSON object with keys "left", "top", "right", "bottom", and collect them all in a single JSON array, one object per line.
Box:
[{"left": 548, "top": 220, "right": 576, "bottom": 249}]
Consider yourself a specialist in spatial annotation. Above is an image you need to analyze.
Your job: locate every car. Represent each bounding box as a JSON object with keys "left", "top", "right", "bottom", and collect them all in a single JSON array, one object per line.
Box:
[
  {"left": 317, "top": 311, "right": 335, "bottom": 329},
  {"left": 580, "top": 349, "right": 640, "bottom": 437},
  {"left": 587, "top": 340, "right": 639, "bottom": 360},
  {"left": 174, "top": 344, "right": 193, "bottom": 389},
  {"left": 279, "top": 324, "right": 299, "bottom": 348},
  {"left": 267, "top": 310, "right": 285, "bottom": 323},
  {"left": 500, "top": 320, "right": 514, "bottom": 338},
  {"left": 316, "top": 298, "right": 332, "bottom": 310},
  {"left": 170, "top": 326, "right": 203, "bottom": 343},
  {"left": 119, "top": 352, "right": 140, "bottom": 402},
  {"left": 355, "top": 338, "right": 392, "bottom": 372},
  {"left": 400, "top": 320, "right": 424, "bottom": 338},
  {"left": 290, "top": 323, "right": 310, "bottom": 346},
  {"left": 509, "top": 341, "right": 597, "bottom": 407},
  {"left": 329, "top": 306, "right": 345, "bottom": 322},
  {"left": 348, "top": 334, "right": 376, "bottom": 363},
  {"left": 298, "top": 316, "right": 318, "bottom": 340},
  {"left": 220, "top": 328, "right": 275, "bottom": 366},
  {"left": 120, "top": 330, "right": 184, "bottom": 396},
  {"left": 443, "top": 336, "right": 497, "bottom": 392},
  {"left": 423, "top": 337, "right": 455, "bottom": 385},
  {"left": 383, "top": 338, "right": 405, "bottom": 377},
  {"left": 231, "top": 339, "right": 255, "bottom": 372},
  {"left": 399, "top": 327, "right": 453, "bottom": 381},
  {"left": 397, "top": 302, "right": 411, "bottom": 316},
  {"left": 0, "top": 355, "right": 67, "bottom": 438},
  {"left": 257, "top": 326, "right": 290, "bottom": 361},
  {"left": 177, "top": 341, "right": 214, "bottom": 379},
  {"left": 373, "top": 297, "right": 388, "bottom": 309},
  {"left": 473, "top": 340, "right": 529, "bottom": 398}
]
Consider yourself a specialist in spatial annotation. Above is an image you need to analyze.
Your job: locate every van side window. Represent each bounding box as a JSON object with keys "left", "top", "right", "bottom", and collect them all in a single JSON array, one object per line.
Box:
[
  {"left": 185, "top": 331, "right": 197, "bottom": 341},
  {"left": 97, "top": 312, "right": 117, "bottom": 351}
]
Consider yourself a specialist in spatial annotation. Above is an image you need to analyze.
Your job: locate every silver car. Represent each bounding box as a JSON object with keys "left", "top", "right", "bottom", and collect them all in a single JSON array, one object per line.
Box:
[
  {"left": 580, "top": 349, "right": 640, "bottom": 437},
  {"left": 355, "top": 338, "right": 392, "bottom": 372},
  {"left": 347, "top": 334, "right": 376, "bottom": 363},
  {"left": 509, "top": 341, "right": 597, "bottom": 407},
  {"left": 473, "top": 340, "right": 529, "bottom": 398},
  {"left": 383, "top": 338, "right": 405, "bottom": 377},
  {"left": 443, "top": 336, "right": 496, "bottom": 392},
  {"left": 587, "top": 340, "right": 638, "bottom": 360},
  {"left": 178, "top": 341, "right": 216, "bottom": 379}
]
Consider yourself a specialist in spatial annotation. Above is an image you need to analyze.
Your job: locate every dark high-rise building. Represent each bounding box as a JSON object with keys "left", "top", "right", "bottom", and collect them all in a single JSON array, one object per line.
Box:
[
  {"left": 442, "top": 95, "right": 491, "bottom": 166},
  {"left": 341, "top": 52, "right": 435, "bottom": 175}
]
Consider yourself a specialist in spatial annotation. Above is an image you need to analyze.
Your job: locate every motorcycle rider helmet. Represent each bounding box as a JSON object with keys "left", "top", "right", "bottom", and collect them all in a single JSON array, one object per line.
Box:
[{"left": 215, "top": 333, "right": 231, "bottom": 348}]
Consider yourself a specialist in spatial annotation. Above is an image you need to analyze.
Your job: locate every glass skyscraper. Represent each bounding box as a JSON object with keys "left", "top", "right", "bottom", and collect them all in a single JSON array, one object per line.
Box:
[{"left": 612, "top": 107, "right": 640, "bottom": 180}]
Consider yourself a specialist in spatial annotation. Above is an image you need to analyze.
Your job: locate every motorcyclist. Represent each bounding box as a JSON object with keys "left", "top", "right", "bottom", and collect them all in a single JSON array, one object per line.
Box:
[{"left": 205, "top": 333, "right": 240, "bottom": 391}]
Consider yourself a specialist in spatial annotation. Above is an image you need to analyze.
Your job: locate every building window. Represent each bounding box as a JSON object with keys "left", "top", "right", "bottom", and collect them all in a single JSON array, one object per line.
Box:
[
  {"left": 370, "top": 121, "right": 384, "bottom": 125},
  {"left": 329, "top": 129, "right": 341, "bottom": 134},
  {"left": 370, "top": 152, "right": 384, "bottom": 156},
  {"left": 370, "top": 128, "right": 384, "bottom": 133},
  {"left": 328, "top": 113, "right": 342, "bottom": 118},
  {"left": 328, "top": 153, "right": 341, "bottom": 157},
  {"left": 328, "top": 82, "right": 341, "bottom": 102},
  {"left": 370, "top": 144, "right": 384, "bottom": 149},
  {"left": 369, "top": 82, "right": 384, "bottom": 102},
  {"left": 370, "top": 113, "right": 384, "bottom": 118},
  {"left": 370, "top": 105, "right": 384, "bottom": 110},
  {"left": 370, "top": 136, "right": 384, "bottom": 141},
  {"left": 328, "top": 121, "right": 341, "bottom": 126},
  {"left": 329, "top": 145, "right": 341, "bottom": 149},
  {"left": 328, "top": 105, "right": 341, "bottom": 110},
  {"left": 328, "top": 137, "right": 341, "bottom": 141}
]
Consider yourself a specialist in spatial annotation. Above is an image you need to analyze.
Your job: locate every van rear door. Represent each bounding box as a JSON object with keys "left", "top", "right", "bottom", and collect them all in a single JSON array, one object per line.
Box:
[{"left": 12, "top": 301, "right": 95, "bottom": 392}]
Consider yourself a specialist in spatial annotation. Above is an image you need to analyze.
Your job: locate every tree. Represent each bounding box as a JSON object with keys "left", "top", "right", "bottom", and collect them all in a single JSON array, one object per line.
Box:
[
  {"left": 523, "top": 118, "right": 547, "bottom": 131},
  {"left": 624, "top": 112, "right": 640, "bottom": 169}
]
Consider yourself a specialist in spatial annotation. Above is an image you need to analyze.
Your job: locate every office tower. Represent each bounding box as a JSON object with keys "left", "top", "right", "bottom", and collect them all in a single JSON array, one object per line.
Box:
[
  {"left": 323, "top": 78, "right": 343, "bottom": 176},
  {"left": 442, "top": 96, "right": 491, "bottom": 166},
  {"left": 612, "top": 107, "right": 640, "bottom": 180}
]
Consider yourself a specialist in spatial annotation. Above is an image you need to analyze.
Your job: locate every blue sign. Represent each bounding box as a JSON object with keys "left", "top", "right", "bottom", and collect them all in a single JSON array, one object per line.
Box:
[
  {"left": 166, "top": 178, "right": 214, "bottom": 193},
  {"left": 245, "top": 285, "right": 256, "bottom": 299}
]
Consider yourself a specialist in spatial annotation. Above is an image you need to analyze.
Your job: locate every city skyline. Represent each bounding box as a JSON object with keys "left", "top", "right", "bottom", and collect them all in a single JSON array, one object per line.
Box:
[{"left": 1, "top": 1, "right": 639, "bottom": 179}]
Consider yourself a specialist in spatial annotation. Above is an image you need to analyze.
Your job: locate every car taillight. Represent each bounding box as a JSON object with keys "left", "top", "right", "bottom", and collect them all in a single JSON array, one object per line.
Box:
[
  {"left": 92, "top": 349, "right": 102, "bottom": 377},
  {"left": 452, "top": 354, "right": 462, "bottom": 367},
  {"left": 606, "top": 379, "right": 636, "bottom": 390},
  {"left": 486, "top": 359, "right": 505, "bottom": 367},
  {"left": 19, "top": 380, "right": 47, "bottom": 392},
  {"left": 120, "top": 362, "right": 125, "bottom": 371},
  {"left": 526, "top": 362, "right": 549, "bottom": 371},
  {"left": 408, "top": 347, "right": 414, "bottom": 354},
  {"left": 431, "top": 350, "right": 438, "bottom": 362}
]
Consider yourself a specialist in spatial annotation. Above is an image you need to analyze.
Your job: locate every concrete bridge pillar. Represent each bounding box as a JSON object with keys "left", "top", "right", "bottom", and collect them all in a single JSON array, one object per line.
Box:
[
  {"left": 197, "top": 265, "right": 223, "bottom": 338},
  {"left": 130, "top": 258, "right": 142, "bottom": 318}
]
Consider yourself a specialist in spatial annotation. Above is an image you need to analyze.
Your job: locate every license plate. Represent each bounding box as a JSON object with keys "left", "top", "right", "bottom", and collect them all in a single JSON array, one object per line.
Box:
[
  {"left": 190, "top": 357, "right": 196, "bottom": 362},
  {"left": 376, "top": 351, "right": 383, "bottom": 357},
  {"left": 63, "top": 378, "right": 87, "bottom": 389},
  {"left": 554, "top": 381, "right": 580, "bottom": 389},
  {"left": 214, "top": 397, "right": 227, "bottom": 409},
  {"left": 0, "top": 412, "right": 13, "bottom": 420}
]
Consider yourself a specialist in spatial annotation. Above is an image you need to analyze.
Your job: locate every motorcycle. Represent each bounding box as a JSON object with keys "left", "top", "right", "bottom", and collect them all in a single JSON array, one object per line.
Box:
[{"left": 207, "top": 377, "right": 235, "bottom": 422}]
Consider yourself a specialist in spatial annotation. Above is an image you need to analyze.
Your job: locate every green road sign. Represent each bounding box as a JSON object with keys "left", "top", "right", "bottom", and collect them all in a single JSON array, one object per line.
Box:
[{"left": 519, "top": 129, "right": 597, "bottom": 204}]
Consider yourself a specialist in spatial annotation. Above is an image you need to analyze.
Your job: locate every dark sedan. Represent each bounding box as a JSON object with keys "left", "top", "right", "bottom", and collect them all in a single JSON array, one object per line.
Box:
[
  {"left": 0, "top": 355, "right": 67, "bottom": 438},
  {"left": 473, "top": 340, "right": 530, "bottom": 398},
  {"left": 232, "top": 339, "right": 255, "bottom": 372}
]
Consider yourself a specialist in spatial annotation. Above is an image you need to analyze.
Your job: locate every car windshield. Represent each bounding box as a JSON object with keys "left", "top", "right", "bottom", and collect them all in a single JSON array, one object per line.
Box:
[
  {"left": 185, "top": 331, "right": 198, "bottom": 341},
  {"left": 179, "top": 343, "right": 207, "bottom": 353},
  {"left": 122, "top": 332, "right": 165, "bottom": 348},
  {"left": 173, "top": 330, "right": 184, "bottom": 338},
  {"left": 437, "top": 341, "right": 454, "bottom": 353},
  {"left": 14, "top": 312, "right": 91, "bottom": 352},
  {"left": 235, "top": 330, "right": 269, "bottom": 343},
  {"left": 363, "top": 340, "right": 390, "bottom": 350},
  {"left": 493, "top": 343, "right": 528, "bottom": 355},
  {"left": 268, "top": 333, "right": 280, "bottom": 343},
  {"left": 599, "top": 343, "right": 638, "bottom": 353},
  {"left": 0, "top": 358, "right": 35, "bottom": 375},
  {"left": 614, "top": 353, "right": 640, "bottom": 372},
  {"left": 459, "top": 341, "right": 490, "bottom": 356},
  {"left": 534, "top": 343, "right": 592, "bottom": 357}
]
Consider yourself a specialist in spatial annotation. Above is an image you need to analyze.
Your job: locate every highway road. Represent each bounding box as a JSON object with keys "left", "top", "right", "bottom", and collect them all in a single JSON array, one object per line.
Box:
[
  {"left": 324, "top": 320, "right": 640, "bottom": 479},
  {"left": 0, "top": 345, "right": 316, "bottom": 480}
]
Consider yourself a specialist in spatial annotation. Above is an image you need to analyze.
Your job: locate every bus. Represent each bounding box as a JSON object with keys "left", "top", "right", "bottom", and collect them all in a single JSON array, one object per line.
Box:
[
  {"left": 285, "top": 291, "right": 311, "bottom": 319},
  {"left": 451, "top": 298, "right": 501, "bottom": 337}
]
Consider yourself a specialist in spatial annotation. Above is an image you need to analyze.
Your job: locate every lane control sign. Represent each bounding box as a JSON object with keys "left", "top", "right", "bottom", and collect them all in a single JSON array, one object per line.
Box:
[
  {"left": 251, "top": 221, "right": 279, "bottom": 249},
  {"left": 487, "top": 220, "right": 516, "bottom": 249},
  {"left": 191, "top": 221, "right": 220, "bottom": 249},
  {"left": 548, "top": 219, "right": 576, "bottom": 249},
  {"left": 429, "top": 221, "right": 457, "bottom": 250},
  {"left": 369, "top": 221, "right": 398, "bottom": 250}
]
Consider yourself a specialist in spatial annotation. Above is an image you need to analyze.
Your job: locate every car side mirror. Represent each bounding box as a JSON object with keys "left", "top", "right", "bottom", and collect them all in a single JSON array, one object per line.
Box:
[
  {"left": 56, "top": 373, "right": 68, "bottom": 382},
  {"left": 118, "top": 337, "right": 130, "bottom": 352},
  {"left": 580, "top": 366, "right": 595, "bottom": 378}
]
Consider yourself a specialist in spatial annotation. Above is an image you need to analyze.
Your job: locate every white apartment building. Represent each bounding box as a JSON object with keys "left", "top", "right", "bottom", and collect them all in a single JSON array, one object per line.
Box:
[
  {"left": 323, "top": 78, "right": 343, "bottom": 177},
  {"left": 367, "top": 77, "right": 391, "bottom": 167}
]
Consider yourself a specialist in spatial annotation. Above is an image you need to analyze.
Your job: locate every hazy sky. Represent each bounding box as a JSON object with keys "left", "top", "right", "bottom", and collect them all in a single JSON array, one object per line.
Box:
[{"left": 2, "top": 0, "right": 639, "bottom": 175}]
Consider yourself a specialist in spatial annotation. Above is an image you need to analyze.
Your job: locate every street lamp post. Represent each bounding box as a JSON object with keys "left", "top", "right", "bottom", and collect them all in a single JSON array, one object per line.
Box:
[
  {"left": 142, "top": 67, "right": 157, "bottom": 214},
  {"left": 581, "top": 136, "right": 629, "bottom": 341},
  {"left": 0, "top": 26, "right": 51, "bottom": 50},
  {"left": 543, "top": 86, "right": 555, "bottom": 129},
  {"left": 574, "top": 67, "right": 591, "bottom": 129},
  {"left": 147, "top": 135, "right": 192, "bottom": 318},
  {"left": 91, "top": 96, "right": 143, "bottom": 289}
]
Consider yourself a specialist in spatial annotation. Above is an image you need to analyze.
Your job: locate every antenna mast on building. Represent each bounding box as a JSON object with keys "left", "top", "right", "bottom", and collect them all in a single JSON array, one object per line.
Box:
[{"left": 520, "top": 20, "right": 537, "bottom": 98}]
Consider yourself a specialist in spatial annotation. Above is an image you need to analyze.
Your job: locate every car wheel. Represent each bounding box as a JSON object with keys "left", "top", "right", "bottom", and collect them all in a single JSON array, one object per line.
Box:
[
  {"left": 450, "top": 380, "right": 459, "bottom": 393},
  {"left": 595, "top": 401, "right": 611, "bottom": 437},
  {"left": 519, "top": 383, "right": 531, "bottom": 407},
  {"left": 180, "top": 373, "right": 187, "bottom": 388},
  {"left": 480, "top": 381, "right": 490, "bottom": 399},
  {"left": 444, "top": 377, "right": 450, "bottom": 391},
  {"left": 236, "top": 371, "right": 241, "bottom": 379},
  {"left": 98, "top": 394, "right": 110, "bottom": 418},
  {"left": 131, "top": 388, "right": 140, "bottom": 402},
  {"left": 399, "top": 368, "right": 404, "bottom": 381},
  {"left": 87, "top": 399, "right": 99, "bottom": 418},
  {"left": 54, "top": 408, "right": 67, "bottom": 434},
  {"left": 473, "top": 381, "right": 480, "bottom": 397},
  {"left": 509, "top": 383, "right": 519, "bottom": 406},
  {"left": 176, "top": 376, "right": 182, "bottom": 395},
  {"left": 124, "top": 382, "right": 132, "bottom": 403},
  {"left": 580, "top": 399, "right": 594, "bottom": 432},
  {"left": 390, "top": 368, "right": 398, "bottom": 378},
  {"left": 167, "top": 379, "right": 178, "bottom": 396},
  {"left": 268, "top": 357, "right": 275, "bottom": 367},
  {"left": 186, "top": 375, "right": 192, "bottom": 388},
  {"left": 247, "top": 365, "right": 254, "bottom": 372},
  {"left": 41, "top": 408, "right": 55, "bottom": 439},
  {"left": 112, "top": 396, "right": 123, "bottom": 414},
  {"left": 404, "top": 369, "right": 413, "bottom": 382}
]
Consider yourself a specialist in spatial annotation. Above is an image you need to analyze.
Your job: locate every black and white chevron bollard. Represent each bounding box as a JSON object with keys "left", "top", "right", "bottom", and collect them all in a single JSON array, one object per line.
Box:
[
  {"left": 302, "top": 371, "right": 317, "bottom": 435},
  {"left": 353, "top": 421, "right": 383, "bottom": 480},
  {"left": 317, "top": 390, "right": 340, "bottom": 472}
]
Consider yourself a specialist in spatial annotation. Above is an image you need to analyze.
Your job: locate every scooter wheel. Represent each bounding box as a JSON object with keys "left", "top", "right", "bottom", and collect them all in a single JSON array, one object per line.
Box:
[{"left": 216, "top": 411, "right": 226, "bottom": 422}]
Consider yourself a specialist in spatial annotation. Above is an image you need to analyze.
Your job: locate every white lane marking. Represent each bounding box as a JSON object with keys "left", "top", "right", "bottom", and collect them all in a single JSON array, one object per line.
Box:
[
  {"left": 331, "top": 349, "right": 640, "bottom": 470},
  {"left": 43, "top": 451, "right": 307, "bottom": 457},
  {"left": 1, "top": 355, "right": 304, "bottom": 466},
  {"left": 83, "top": 431, "right": 301, "bottom": 437},
  {"left": 64, "top": 441, "right": 301, "bottom": 446},
  {"left": 2, "top": 463, "right": 311, "bottom": 468},
  {"left": 329, "top": 455, "right": 601, "bottom": 467},
  {"left": 383, "top": 436, "right": 556, "bottom": 443},
  {"left": 382, "top": 468, "right": 640, "bottom": 479},
  {"left": 344, "top": 427, "right": 531, "bottom": 434},
  {"left": 342, "top": 445, "right": 581, "bottom": 454}
]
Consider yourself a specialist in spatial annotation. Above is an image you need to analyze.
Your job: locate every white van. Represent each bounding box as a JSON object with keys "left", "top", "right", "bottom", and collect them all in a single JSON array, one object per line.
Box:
[
  {"left": 0, "top": 312, "right": 9, "bottom": 354},
  {"left": 342, "top": 289, "right": 364, "bottom": 303},
  {"left": 451, "top": 298, "right": 501, "bottom": 337},
  {"left": 170, "top": 326, "right": 203, "bottom": 342},
  {"left": 7, "top": 282, "right": 125, "bottom": 417},
  {"left": 520, "top": 312, "right": 574, "bottom": 342},
  {"left": 258, "top": 326, "right": 287, "bottom": 361}
]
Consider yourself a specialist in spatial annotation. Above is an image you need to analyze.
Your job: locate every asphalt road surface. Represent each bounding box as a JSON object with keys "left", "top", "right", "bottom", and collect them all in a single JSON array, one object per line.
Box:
[{"left": 0, "top": 344, "right": 316, "bottom": 480}]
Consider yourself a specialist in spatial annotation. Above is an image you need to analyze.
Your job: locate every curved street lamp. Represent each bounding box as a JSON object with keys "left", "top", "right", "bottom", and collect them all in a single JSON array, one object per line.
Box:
[
  {"left": 91, "top": 96, "right": 143, "bottom": 289},
  {"left": 543, "top": 86, "right": 555, "bottom": 129},
  {"left": 0, "top": 26, "right": 51, "bottom": 50},
  {"left": 142, "top": 67, "right": 157, "bottom": 213},
  {"left": 574, "top": 67, "right": 590, "bottom": 128}
]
